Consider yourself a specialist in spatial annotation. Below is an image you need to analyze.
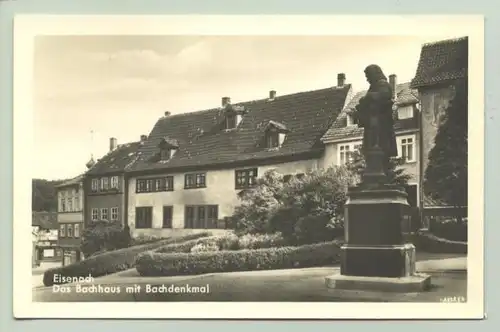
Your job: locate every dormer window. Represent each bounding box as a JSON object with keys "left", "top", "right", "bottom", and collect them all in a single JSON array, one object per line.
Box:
[
  {"left": 223, "top": 104, "right": 246, "bottom": 130},
  {"left": 397, "top": 105, "right": 414, "bottom": 120},
  {"left": 346, "top": 113, "right": 358, "bottom": 126},
  {"left": 264, "top": 120, "right": 289, "bottom": 149},
  {"left": 158, "top": 137, "right": 179, "bottom": 161}
]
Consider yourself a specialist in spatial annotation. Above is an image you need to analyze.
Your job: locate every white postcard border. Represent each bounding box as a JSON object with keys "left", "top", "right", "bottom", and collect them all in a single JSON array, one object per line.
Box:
[{"left": 13, "top": 14, "right": 484, "bottom": 319}]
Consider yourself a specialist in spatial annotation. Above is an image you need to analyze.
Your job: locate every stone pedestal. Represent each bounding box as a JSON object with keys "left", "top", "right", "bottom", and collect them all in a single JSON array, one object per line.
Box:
[{"left": 326, "top": 183, "right": 431, "bottom": 293}]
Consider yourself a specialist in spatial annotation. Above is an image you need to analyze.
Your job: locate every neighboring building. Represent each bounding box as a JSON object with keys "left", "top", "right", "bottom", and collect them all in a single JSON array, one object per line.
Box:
[
  {"left": 410, "top": 36, "right": 468, "bottom": 212},
  {"left": 32, "top": 211, "right": 60, "bottom": 265},
  {"left": 56, "top": 175, "right": 84, "bottom": 266},
  {"left": 321, "top": 74, "right": 421, "bottom": 208},
  {"left": 126, "top": 74, "right": 353, "bottom": 238},
  {"left": 83, "top": 137, "right": 142, "bottom": 232}
]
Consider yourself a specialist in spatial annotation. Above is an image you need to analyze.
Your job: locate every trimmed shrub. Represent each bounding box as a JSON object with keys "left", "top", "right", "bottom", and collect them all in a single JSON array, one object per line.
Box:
[
  {"left": 155, "top": 234, "right": 236, "bottom": 253},
  {"left": 43, "top": 232, "right": 212, "bottom": 286},
  {"left": 411, "top": 231, "right": 467, "bottom": 254},
  {"left": 429, "top": 218, "right": 467, "bottom": 242},
  {"left": 136, "top": 240, "right": 342, "bottom": 277}
]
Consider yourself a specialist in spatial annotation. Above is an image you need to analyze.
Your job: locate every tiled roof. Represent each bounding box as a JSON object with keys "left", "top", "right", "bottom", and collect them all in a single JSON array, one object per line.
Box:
[
  {"left": 321, "top": 82, "right": 419, "bottom": 142},
  {"left": 55, "top": 174, "right": 84, "bottom": 188},
  {"left": 128, "top": 85, "right": 352, "bottom": 173},
  {"left": 411, "top": 37, "right": 468, "bottom": 88},
  {"left": 86, "top": 142, "right": 142, "bottom": 176},
  {"left": 32, "top": 211, "right": 58, "bottom": 229}
]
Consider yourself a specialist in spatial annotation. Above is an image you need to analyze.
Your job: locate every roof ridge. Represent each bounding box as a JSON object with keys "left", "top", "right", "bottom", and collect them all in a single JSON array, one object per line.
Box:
[
  {"left": 158, "top": 84, "right": 352, "bottom": 121},
  {"left": 422, "top": 36, "right": 468, "bottom": 47}
]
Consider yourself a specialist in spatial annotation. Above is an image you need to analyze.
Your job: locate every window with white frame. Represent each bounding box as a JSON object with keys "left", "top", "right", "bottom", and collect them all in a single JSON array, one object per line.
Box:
[
  {"left": 397, "top": 135, "right": 416, "bottom": 162},
  {"left": 110, "top": 176, "right": 119, "bottom": 189},
  {"left": 338, "top": 141, "right": 362, "bottom": 165},
  {"left": 60, "top": 198, "right": 66, "bottom": 212},
  {"left": 101, "top": 208, "right": 109, "bottom": 221},
  {"left": 91, "top": 178, "right": 99, "bottom": 192},
  {"left": 111, "top": 207, "right": 119, "bottom": 221},
  {"left": 397, "top": 105, "right": 413, "bottom": 119},
  {"left": 74, "top": 195, "right": 79, "bottom": 211},
  {"left": 101, "top": 177, "right": 109, "bottom": 191},
  {"left": 91, "top": 208, "right": 99, "bottom": 221}
]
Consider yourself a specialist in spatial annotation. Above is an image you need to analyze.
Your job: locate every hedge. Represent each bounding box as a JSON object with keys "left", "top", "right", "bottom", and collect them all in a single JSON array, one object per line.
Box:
[
  {"left": 136, "top": 240, "right": 342, "bottom": 277},
  {"left": 429, "top": 219, "right": 467, "bottom": 242},
  {"left": 43, "top": 232, "right": 212, "bottom": 286},
  {"left": 411, "top": 231, "right": 467, "bottom": 254}
]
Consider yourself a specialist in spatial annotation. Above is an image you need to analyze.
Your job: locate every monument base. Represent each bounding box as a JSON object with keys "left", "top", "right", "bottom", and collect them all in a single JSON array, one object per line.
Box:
[
  {"left": 325, "top": 273, "right": 431, "bottom": 293},
  {"left": 341, "top": 243, "right": 417, "bottom": 278}
]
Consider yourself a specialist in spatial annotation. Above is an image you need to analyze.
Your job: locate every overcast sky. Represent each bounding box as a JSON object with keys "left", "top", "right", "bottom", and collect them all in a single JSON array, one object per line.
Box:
[{"left": 34, "top": 34, "right": 459, "bottom": 180}]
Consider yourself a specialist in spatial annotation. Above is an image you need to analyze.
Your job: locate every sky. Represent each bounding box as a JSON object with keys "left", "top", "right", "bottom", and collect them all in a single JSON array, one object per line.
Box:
[{"left": 33, "top": 34, "right": 459, "bottom": 180}]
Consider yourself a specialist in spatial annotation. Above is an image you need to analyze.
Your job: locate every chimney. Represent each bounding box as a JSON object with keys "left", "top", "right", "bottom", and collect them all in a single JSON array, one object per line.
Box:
[
  {"left": 389, "top": 74, "right": 397, "bottom": 100},
  {"left": 269, "top": 90, "right": 276, "bottom": 100},
  {"left": 164, "top": 111, "right": 171, "bottom": 117},
  {"left": 337, "top": 73, "right": 346, "bottom": 87},
  {"left": 140, "top": 135, "right": 147, "bottom": 142},
  {"left": 221, "top": 96, "right": 231, "bottom": 107},
  {"left": 109, "top": 137, "right": 117, "bottom": 152}
]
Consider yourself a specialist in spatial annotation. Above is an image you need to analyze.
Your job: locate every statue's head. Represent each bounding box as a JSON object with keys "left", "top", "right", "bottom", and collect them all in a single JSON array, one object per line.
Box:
[{"left": 364, "top": 64, "right": 387, "bottom": 84}]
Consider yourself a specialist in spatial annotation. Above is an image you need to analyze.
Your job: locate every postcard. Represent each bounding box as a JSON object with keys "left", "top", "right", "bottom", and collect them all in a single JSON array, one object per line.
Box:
[{"left": 13, "top": 14, "right": 484, "bottom": 319}]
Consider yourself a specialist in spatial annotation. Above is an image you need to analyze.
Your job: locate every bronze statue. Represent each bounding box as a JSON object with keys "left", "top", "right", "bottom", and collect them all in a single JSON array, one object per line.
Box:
[{"left": 354, "top": 64, "right": 398, "bottom": 175}]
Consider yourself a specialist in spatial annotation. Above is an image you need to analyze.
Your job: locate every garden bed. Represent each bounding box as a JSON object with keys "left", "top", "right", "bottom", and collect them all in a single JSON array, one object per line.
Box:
[
  {"left": 43, "top": 232, "right": 212, "bottom": 286},
  {"left": 135, "top": 240, "right": 342, "bottom": 277}
]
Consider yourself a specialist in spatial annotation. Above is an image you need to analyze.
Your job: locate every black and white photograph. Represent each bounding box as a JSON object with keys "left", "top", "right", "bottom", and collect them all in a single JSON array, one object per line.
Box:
[{"left": 14, "top": 15, "right": 484, "bottom": 319}]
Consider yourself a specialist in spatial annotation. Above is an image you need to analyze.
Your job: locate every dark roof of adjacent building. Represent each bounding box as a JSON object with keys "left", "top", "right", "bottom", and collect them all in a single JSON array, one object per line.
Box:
[
  {"left": 32, "top": 211, "right": 58, "bottom": 229},
  {"left": 128, "top": 85, "right": 352, "bottom": 173},
  {"left": 86, "top": 142, "right": 142, "bottom": 176},
  {"left": 321, "top": 82, "right": 419, "bottom": 142},
  {"left": 55, "top": 174, "right": 84, "bottom": 189},
  {"left": 411, "top": 36, "right": 468, "bottom": 88}
]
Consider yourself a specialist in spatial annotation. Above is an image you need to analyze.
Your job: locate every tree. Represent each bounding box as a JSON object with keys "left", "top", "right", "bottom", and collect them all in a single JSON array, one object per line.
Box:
[
  {"left": 346, "top": 150, "right": 412, "bottom": 186},
  {"left": 80, "top": 221, "right": 131, "bottom": 257},
  {"left": 424, "top": 81, "right": 468, "bottom": 208},
  {"left": 32, "top": 179, "right": 65, "bottom": 212},
  {"left": 227, "top": 167, "right": 357, "bottom": 244}
]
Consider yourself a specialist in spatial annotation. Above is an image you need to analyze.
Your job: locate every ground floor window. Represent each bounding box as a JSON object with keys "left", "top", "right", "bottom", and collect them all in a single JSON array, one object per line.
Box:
[
  {"left": 135, "top": 206, "right": 153, "bottom": 228},
  {"left": 184, "top": 205, "right": 219, "bottom": 229},
  {"left": 163, "top": 206, "right": 173, "bottom": 228}
]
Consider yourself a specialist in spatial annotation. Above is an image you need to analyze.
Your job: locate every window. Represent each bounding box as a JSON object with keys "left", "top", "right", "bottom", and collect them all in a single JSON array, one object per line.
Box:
[
  {"left": 235, "top": 168, "right": 258, "bottom": 189},
  {"left": 111, "top": 207, "right": 119, "bottom": 221},
  {"left": 163, "top": 206, "right": 173, "bottom": 228},
  {"left": 100, "top": 208, "right": 108, "bottom": 221},
  {"left": 91, "top": 208, "right": 99, "bottom": 221},
  {"left": 346, "top": 114, "right": 358, "bottom": 126},
  {"left": 136, "top": 177, "right": 174, "bottom": 193},
  {"left": 185, "top": 173, "right": 206, "bottom": 189},
  {"left": 135, "top": 207, "right": 153, "bottom": 229},
  {"left": 225, "top": 113, "right": 237, "bottom": 130},
  {"left": 67, "top": 224, "right": 73, "bottom": 238},
  {"left": 338, "top": 142, "right": 362, "bottom": 165},
  {"left": 397, "top": 106, "right": 414, "bottom": 119},
  {"left": 398, "top": 135, "right": 416, "bottom": 162},
  {"left": 266, "top": 131, "right": 279, "bottom": 148},
  {"left": 74, "top": 224, "right": 80, "bottom": 238},
  {"left": 67, "top": 198, "right": 73, "bottom": 212},
  {"left": 60, "top": 198, "right": 66, "bottom": 212},
  {"left": 59, "top": 224, "right": 66, "bottom": 237},
  {"left": 91, "top": 179, "right": 99, "bottom": 192},
  {"left": 74, "top": 195, "right": 79, "bottom": 211},
  {"left": 184, "top": 205, "right": 219, "bottom": 229},
  {"left": 160, "top": 148, "right": 172, "bottom": 161},
  {"left": 110, "top": 176, "right": 119, "bottom": 189},
  {"left": 101, "top": 177, "right": 109, "bottom": 191}
]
